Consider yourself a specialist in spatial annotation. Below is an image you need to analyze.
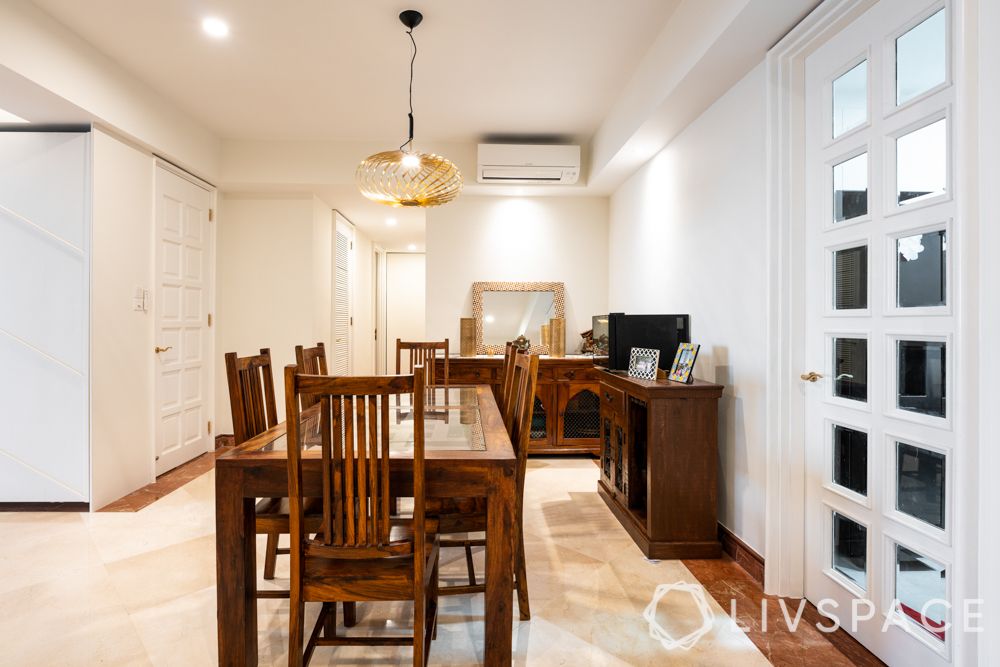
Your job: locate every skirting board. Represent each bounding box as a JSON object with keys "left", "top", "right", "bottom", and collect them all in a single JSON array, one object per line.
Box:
[
  {"left": 718, "top": 523, "right": 765, "bottom": 585},
  {"left": 0, "top": 502, "right": 89, "bottom": 512}
]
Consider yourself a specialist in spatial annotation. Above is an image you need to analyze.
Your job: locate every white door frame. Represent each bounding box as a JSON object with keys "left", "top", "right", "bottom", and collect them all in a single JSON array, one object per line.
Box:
[{"left": 765, "top": 0, "right": 993, "bottom": 662}]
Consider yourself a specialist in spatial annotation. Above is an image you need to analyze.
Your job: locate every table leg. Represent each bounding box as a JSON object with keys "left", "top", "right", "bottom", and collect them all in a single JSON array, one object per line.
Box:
[
  {"left": 216, "top": 465, "right": 258, "bottom": 666},
  {"left": 484, "top": 465, "right": 515, "bottom": 666}
]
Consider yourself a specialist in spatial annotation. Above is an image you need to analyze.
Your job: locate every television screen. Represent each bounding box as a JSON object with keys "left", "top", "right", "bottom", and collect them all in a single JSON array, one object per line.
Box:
[{"left": 607, "top": 313, "right": 690, "bottom": 371}]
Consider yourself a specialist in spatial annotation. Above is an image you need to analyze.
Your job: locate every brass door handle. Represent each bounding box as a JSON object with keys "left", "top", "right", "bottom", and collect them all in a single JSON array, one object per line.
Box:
[
  {"left": 155, "top": 346, "right": 173, "bottom": 354},
  {"left": 800, "top": 371, "right": 823, "bottom": 382}
]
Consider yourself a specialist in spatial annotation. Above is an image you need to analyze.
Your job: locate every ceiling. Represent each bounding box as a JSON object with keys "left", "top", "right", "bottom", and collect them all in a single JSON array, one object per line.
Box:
[{"left": 30, "top": 0, "right": 680, "bottom": 143}]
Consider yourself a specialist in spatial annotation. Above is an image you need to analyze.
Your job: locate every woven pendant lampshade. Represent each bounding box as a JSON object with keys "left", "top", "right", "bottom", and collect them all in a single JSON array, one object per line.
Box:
[
  {"left": 356, "top": 149, "right": 463, "bottom": 208},
  {"left": 356, "top": 10, "right": 463, "bottom": 208}
]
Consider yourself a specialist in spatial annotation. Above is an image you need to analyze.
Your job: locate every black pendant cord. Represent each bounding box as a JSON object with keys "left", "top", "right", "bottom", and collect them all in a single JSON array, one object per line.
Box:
[{"left": 399, "top": 28, "right": 417, "bottom": 153}]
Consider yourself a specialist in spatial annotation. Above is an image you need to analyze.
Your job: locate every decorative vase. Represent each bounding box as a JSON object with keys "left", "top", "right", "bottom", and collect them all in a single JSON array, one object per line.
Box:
[
  {"left": 460, "top": 318, "right": 476, "bottom": 356},
  {"left": 540, "top": 323, "right": 551, "bottom": 350},
  {"left": 550, "top": 318, "right": 566, "bottom": 358}
]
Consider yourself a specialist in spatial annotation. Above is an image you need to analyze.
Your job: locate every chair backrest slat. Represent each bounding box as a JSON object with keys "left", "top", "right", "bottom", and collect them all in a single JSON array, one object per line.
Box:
[
  {"left": 498, "top": 342, "right": 519, "bottom": 427},
  {"left": 508, "top": 354, "right": 540, "bottom": 507},
  {"left": 295, "top": 342, "right": 328, "bottom": 410},
  {"left": 225, "top": 348, "right": 279, "bottom": 444}
]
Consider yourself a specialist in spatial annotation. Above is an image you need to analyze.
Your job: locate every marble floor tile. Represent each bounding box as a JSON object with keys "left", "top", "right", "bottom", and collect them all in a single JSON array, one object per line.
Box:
[{"left": 0, "top": 456, "right": 880, "bottom": 665}]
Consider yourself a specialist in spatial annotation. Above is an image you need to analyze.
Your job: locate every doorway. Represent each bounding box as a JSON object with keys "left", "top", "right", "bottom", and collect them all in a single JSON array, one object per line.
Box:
[{"left": 382, "top": 252, "right": 426, "bottom": 372}]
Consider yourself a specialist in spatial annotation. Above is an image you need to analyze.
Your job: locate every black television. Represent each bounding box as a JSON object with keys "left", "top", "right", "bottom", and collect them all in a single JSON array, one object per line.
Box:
[{"left": 606, "top": 313, "right": 690, "bottom": 372}]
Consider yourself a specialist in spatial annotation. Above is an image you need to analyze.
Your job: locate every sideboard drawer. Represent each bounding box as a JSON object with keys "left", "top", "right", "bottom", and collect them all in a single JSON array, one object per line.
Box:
[
  {"left": 449, "top": 365, "right": 495, "bottom": 384},
  {"left": 553, "top": 367, "right": 600, "bottom": 382},
  {"left": 600, "top": 384, "right": 625, "bottom": 415}
]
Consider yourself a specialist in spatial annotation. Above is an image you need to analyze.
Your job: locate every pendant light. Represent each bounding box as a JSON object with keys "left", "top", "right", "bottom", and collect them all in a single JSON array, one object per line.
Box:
[{"left": 355, "top": 10, "right": 463, "bottom": 208}]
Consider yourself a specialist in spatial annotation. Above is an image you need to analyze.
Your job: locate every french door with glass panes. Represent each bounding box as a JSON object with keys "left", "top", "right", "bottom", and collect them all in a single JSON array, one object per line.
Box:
[{"left": 803, "top": 1, "right": 957, "bottom": 664}]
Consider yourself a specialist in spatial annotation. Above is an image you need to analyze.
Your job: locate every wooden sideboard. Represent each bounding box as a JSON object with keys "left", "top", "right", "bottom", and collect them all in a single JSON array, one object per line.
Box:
[
  {"left": 437, "top": 355, "right": 606, "bottom": 456},
  {"left": 597, "top": 370, "right": 723, "bottom": 559}
]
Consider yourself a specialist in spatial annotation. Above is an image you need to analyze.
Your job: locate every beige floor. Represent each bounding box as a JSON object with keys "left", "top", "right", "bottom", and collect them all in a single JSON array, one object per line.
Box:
[{"left": 0, "top": 458, "right": 770, "bottom": 666}]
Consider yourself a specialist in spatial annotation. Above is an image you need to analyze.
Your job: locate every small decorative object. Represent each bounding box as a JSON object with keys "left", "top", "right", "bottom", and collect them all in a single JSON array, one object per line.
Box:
[
  {"left": 460, "top": 318, "right": 476, "bottom": 357},
  {"left": 540, "top": 323, "right": 551, "bottom": 350},
  {"left": 513, "top": 335, "right": 531, "bottom": 352},
  {"left": 579, "top": 329, "right": 594, "bottom": 354},
  {"left": 549, "top": 317, "right": 566, "bottom": 357},
  {"left": 628, "top": 347, "right": 660, "bottom": 380},
  {"left": 355, "top": 10, "right": 463, "bottom": 208},
  {"left": 668, "top": 343, "right": 701, "bottom": 384}
]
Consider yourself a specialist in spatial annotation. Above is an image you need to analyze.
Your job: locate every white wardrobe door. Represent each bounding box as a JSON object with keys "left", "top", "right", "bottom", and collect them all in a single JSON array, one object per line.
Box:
[{"left": 0, "top": 131, "right": 90, "bottom": 502}]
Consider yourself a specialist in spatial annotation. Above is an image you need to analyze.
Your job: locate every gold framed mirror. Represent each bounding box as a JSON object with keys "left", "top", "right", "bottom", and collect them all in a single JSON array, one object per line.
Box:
[{"left": 472, "top": 281, "right": 565, "bottom": 354}]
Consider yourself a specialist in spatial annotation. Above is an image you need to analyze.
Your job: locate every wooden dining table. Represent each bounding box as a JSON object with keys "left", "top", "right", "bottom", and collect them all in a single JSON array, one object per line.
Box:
[{"left": 214, "top": 384, "right": 516, "bottom": 666}]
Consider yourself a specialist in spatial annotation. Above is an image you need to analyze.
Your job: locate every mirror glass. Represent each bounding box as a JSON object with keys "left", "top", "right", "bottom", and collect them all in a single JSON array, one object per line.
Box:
[{"left": 481, "top": 290, "right": 556, "bottom": 347}]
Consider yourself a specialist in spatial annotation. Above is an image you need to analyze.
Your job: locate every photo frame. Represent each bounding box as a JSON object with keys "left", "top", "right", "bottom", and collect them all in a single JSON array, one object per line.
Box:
[
  {"left": 668, "top": 343, "right": 701, "bottom": 384},
  {"left": 628, "top": 347, "right": 660, "bottom": 381}
]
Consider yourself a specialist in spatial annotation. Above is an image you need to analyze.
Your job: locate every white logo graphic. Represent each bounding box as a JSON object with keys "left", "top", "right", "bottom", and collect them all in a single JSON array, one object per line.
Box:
[{"left": 643, "top": 582, "right": 714, "bottom": 651}]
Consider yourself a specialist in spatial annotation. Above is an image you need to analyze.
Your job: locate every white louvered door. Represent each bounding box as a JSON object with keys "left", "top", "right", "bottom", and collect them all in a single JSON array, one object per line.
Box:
[{"left": 332, "top": 215, "right": 354, "bottom": 375}]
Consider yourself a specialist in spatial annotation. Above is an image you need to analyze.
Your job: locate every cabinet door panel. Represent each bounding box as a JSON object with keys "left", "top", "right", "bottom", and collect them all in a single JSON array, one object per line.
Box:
[
  {"left": 529, "top": 383, "right": 556, "bottom": 448},
  {"left": 557, "top": 382, "right": 601, "bottom": 446}
]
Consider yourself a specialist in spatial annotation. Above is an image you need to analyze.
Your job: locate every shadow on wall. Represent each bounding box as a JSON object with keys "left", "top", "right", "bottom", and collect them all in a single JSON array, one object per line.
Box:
[{"left": 709, "top": 347, "right": 750, "bottom": 537}]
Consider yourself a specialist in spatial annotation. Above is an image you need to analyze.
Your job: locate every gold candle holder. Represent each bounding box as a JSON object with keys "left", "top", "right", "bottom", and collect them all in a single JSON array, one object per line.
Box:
[
  {"left": 460, "top": 318, "right": 476, "bottom": 357},
  {"left": 540, "top": 323, "right": 551, "bottom": 350},
  {"left": 549, "top": 317, "right": 566, "bottom": 358}
]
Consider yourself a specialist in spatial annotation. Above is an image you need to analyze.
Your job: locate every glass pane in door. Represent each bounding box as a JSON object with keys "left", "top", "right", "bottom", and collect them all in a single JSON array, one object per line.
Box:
[
  {"left": 834, "top": 245, "right": 868, "bottom": 309},
  {"left": 896, "top": 442, "right": 946, "bottom": 529},
  {"left": 897, "top": 119, "right": 947, "bottom": 205},
  {"left": 833, "top": 338, "right": 868, "bottom": 402},
  {"left": 833, "top": 512, "right": 867, "bottom": 590},
  {"left": 833, "top": 153, "right": 868, "bottom": 222},
  {"left": 897, "top": 340, "right": 946, "bottom": 417},
  {"left": 894, "top": 544, "right": 947, "bottom": 641},
  {"left": 833, "top": 425, "right": 867, "bottom": 496},
  {"left": 832, "top": 60, "right": 867, "bottom": 137},
  {"left": 897, "top": 230, "right": 947, "bottom": 307},
  {"left": 896, "top": 9, "right": 947, "bottom": 105}
]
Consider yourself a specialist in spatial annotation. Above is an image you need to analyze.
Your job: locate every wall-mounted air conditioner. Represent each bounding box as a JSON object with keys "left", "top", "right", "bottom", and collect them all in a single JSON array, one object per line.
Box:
[{"left": 476, "top": 144, "right": 580, "bottom": 184}]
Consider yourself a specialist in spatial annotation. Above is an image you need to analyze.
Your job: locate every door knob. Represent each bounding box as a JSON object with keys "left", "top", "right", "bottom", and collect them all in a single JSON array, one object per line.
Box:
[
  {"left": 800, "top": 371, "right": 823, "bottom": 382},
  {"left": 155, "top": 346, "right": 173, "bottom": 354}
]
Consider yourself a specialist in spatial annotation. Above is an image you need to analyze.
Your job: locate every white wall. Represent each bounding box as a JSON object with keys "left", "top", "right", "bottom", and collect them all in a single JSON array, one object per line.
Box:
[
  {"left": 90, "top": 128, "right": 156, "bottom": 509},
  {"left": 0, "top": 131, "right": 90, "bottom": 502},
  {"left": 215, "top": 194, "right": 331, "bottom": 431},
  {"left": 609, "top": 63, "right": 768, "bottom": 553},
  {"left": 352, "top": 229, "right": 375, "bottom": 374},
  {"left": 425, "top": 195, "right": 609, "bottom": 352}
]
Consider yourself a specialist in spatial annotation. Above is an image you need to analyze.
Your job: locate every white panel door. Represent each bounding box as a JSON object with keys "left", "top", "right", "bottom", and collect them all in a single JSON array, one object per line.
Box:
[
  {"left": 332, "top": 216, "right": 354, "bottom": 375},
  {"left": 385, "top": 252, "right": 426, "bottom": 370},
  {"left": 803, "top": 2, "right": 958, "bottom": 664},
  {"left": 154, "top": 166, "right": 213, "bottom": 475},
  {"left": 0, "top": 132, "right": 90, "bottom": 502}
]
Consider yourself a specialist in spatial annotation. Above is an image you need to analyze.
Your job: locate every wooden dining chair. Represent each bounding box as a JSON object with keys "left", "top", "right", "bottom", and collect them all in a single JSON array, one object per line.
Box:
[
  {"left": 284, "top": 365, "right": 439, "bottom": 667},
  {"left": 396, "top": 339, "right": 449, "bottom": 388},
  {"left": 430, "top": 353, "right": 539, "bottom": 620},
  {"left": 294, "top": 342, "right": 328, "bottom": 410},
  {"left": 225, "top": 348, "right": 287, "bottom": 585},
  {"left": 495, "top": 342, "right": 518, "bottom": 424}
]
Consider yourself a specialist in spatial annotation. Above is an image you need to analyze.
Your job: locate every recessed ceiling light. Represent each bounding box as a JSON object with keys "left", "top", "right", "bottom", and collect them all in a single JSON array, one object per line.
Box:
[
  {"left": 386, "top": 217, "right": 398, "bottom": 227},
  {"left": 202, "top": 17, "right": 230, "bottom": 39},
  {"left": 407, "top": 243, "right": 417, "bottom": 251}
]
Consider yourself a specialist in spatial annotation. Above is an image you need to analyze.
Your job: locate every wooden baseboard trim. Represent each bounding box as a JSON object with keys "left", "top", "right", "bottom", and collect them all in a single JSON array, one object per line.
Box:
[
  {"left": 215, "top": 434, "right": 235, "bottom": 449},
  {"left": 0, "top": 502, "right": 89, "bottom": 512},
  {"left": 718, "top": 523, "right": 765, "bottom": 584}
]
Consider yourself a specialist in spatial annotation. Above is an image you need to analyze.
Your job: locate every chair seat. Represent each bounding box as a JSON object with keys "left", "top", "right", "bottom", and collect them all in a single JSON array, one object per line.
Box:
[
  {"left": 255, "top": 497, "right": 323, "bottom": 533},
  {"left": 303, "top": 530, "right": 440, "bottom": 603}
]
